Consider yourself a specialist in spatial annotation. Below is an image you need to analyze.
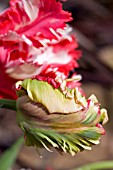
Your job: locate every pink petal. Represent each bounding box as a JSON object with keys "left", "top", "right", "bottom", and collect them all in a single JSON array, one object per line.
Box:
[{"left": 0, "top": 0, "right": 72, "bottom": 39}]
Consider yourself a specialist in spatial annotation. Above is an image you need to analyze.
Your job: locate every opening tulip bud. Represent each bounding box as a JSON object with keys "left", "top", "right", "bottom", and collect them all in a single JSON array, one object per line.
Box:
[{"left": 16, "top": 78, "right": 108, "bottom": 156}]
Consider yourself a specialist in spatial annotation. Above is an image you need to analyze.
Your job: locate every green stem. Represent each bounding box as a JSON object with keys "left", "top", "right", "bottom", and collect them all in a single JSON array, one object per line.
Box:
[
  {"left": 0, "top": 99, "right": 17, "bottom": 111},
  {"left": 73, "top": 161, "right": 113, "bottom": 170}
]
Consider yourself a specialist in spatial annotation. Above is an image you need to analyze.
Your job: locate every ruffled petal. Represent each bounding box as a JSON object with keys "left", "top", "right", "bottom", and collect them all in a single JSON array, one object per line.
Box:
[
  {"left": 16, "top": 78, "right": 108, "bottom": 155},
  {"left": 0, "top": 0, "right": 72, "bottom": 39}
]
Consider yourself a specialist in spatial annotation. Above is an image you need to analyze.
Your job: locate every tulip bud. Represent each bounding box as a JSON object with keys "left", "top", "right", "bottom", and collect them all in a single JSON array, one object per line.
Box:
[{"left": 16, "top": 78, "right": 108, "bottom": 156}]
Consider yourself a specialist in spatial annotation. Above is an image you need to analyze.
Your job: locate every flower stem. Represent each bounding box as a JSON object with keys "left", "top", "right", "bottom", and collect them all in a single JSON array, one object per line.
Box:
[
  {"left": 0, "top": 99, "right": 17, "bottom": 111},
  {"left": 73, "top": 161, "right": 113, "bottom": 170}
]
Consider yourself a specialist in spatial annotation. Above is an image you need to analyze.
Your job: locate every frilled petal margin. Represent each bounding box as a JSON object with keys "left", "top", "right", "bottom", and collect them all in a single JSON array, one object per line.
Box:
[
  {"left": 0, "top": 0, "right": 72, "bottom": 39},
  {"left": 16, "top": 78, "right": 108, "bottom": 156}
]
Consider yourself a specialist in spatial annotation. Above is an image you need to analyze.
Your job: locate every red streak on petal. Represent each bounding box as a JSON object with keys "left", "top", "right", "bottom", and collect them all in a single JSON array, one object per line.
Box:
[
  {"left": 35, "top": 75, "right": 60, "bottom": 89},
  {"left": 96, "top": 123, "right": 105, "bottom": 135}
]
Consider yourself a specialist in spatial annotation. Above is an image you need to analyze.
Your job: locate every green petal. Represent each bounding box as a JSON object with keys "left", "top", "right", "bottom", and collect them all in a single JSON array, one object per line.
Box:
[
  {"left": 17, "top": 79, "right": 83, "bottom": 113},
  {"left": 20, "top": 122, "right": 102, "bottom": 156}
]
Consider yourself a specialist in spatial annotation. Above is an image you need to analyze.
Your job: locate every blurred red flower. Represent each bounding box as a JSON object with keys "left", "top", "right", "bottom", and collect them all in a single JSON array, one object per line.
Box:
[{"left": 0, "top": 0, "right": 81, "bottom": 99}]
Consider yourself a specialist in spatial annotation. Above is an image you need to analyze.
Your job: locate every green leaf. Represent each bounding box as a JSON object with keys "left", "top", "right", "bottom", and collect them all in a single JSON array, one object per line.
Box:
[
  {"left": 0, "top": 99, "right": 17, "bottom": 111},
  {"left": 74, "top": 161, "right": 113, "bottom": 170},
  {"left": 0, "top": 137, "right": 24, "bottom": 170}
]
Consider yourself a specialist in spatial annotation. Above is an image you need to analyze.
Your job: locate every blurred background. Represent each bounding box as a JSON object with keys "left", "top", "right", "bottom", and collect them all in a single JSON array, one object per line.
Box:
[{"left": 0, "top": 0, "right": 113, "bottom": 169}]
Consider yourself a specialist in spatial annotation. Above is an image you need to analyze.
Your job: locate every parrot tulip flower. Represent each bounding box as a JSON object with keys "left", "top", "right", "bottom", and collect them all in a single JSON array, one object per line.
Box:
[
  {"left": 16, "top": 77, "right": 108, "bottom": 156},
  {"left": 0, "top": 0, "right": 108, "bottom": 158},
  {"left": 0, "top": 0, "right": 80, "bottom": 99}
]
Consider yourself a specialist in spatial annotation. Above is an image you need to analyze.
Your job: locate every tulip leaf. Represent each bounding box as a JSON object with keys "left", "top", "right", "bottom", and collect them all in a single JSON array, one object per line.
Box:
[
  {"left": 74, "top": 161, "right": 113, "bottom": 170},
  {"left": 0, "top": 137, "right": 23, "bottom": 170}
]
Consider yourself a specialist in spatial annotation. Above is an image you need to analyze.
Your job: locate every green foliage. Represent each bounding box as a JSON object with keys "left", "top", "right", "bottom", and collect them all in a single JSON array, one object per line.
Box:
[
  {"left": 0, "top": 137, "right": 23, "bottom": 170},
  {"left": 74, "top": 161, "right": 113, "bottom": 170}
]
